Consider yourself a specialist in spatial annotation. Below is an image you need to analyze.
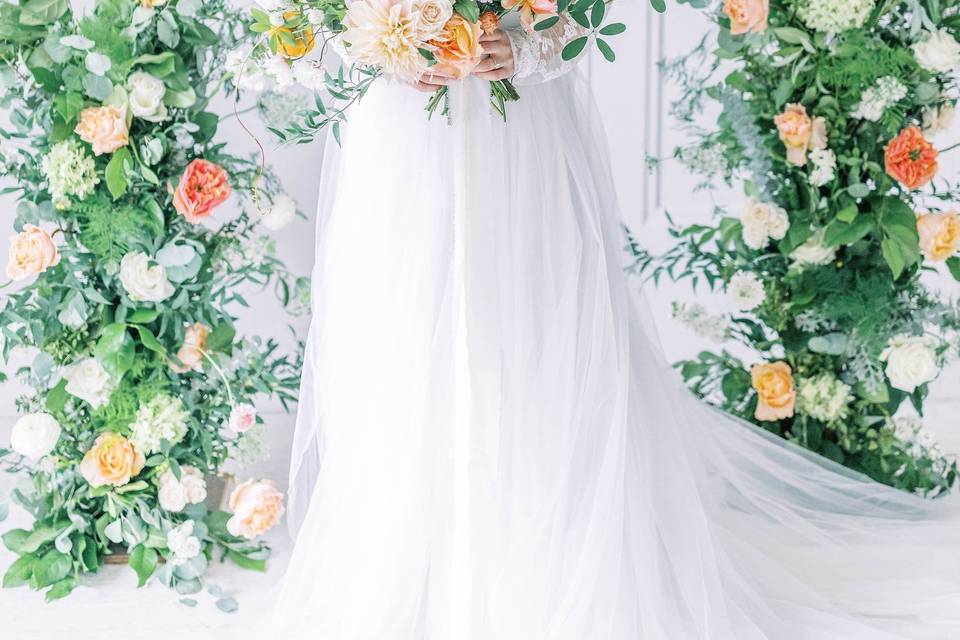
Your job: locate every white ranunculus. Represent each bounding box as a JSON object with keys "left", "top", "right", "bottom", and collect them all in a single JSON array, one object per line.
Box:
[
  {"left": 741, "top": 221, "right": 769, "bottom": 250},
  {"left": 158, "top": 471, "right": 189, "bottom": 512},
  {"left": 127, "top": 71, "right": 168, "bottom": 122},
  {"left": 119, "top": 252, "right": 175, "bottom": 303},
  {"left": 10, "top": 412, "right": 62, "bottom": 460},
  {"left": 765, "top": 207, "right": 790, "bottom": 241},
  {"left": 881, "top": 335, "right": 940, "bottom": 393},
  {"left": 913, "top": 29, "right": 960, "bottom": 74},
  {"left": 727, "top": 271, "right": 765, "bottom": 311},
  {"left": 64, "top": 357, "right": 112, "bottom": 408},
  {"left": 790, "top": 228, "right": 836, "bottom": 268},
  {"left": 166, "top": 520, "right": 202, "bottom": 565},
  {"left": 261, "top": 194, "right": 297, "bottom": 230},
  {"left": 923, "top": 102, "right": 956, "bottom": 137}
]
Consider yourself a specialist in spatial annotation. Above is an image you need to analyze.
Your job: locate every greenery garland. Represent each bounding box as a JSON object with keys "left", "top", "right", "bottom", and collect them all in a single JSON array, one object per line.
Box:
[{"left": 0, "top": 0, "right": 304, "bottom": 606}]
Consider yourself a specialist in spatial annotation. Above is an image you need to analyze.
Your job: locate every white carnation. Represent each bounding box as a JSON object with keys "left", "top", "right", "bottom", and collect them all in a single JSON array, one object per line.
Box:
[
  {"left": 10, "top": 412, "right": 61, "bottom": 460},
  {"left": 671, "top": 302, "right": 730, "bottom": 343},
  {"left": 808, "top": 148, "right": 837, "bottom": 187},
  {"left": 880, "top": 335, "right": 940, "bottom": 394},
  {"left": 127, "top": 71, "right": 168, "bottom": 123},
  {"left": 158, "top": 465, "right": 206, "bottom": 512},
  {"left": 64, "top": 357, "right": 112, "bottom": 408},
  {"left": 261, "top": 194, "right": 297, "bottom": 230},
  {"left": 119, "top": 252, "right": 175, "bottom": 303},
  {"left": 913, "top": 29, "right": 960, "bottom": 74},
  {"left": 727, "top": 271, "right": 765, "bottom": 311},
  {"left": 166, "top": 520, "right": 202, "bottom": 566},
  {"left": 851, "top": 77, "right": 907, "bottom": 122}
]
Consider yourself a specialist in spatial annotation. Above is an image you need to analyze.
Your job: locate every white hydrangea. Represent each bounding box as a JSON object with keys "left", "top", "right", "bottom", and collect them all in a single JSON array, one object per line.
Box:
[
  {"left": 808, "top": 148, "right": 837, "bottom": 187},
  {"left": 851, "top": 76, "right": 908, "bottom": 122},
  {"left": 40, "top": 140, "right": 99, "bottom": 207},
  {"left": 797, "top": 0, "right": 875, "bottom": 34},
  {"left": 671, "top": 302, "right": 730, "bottom": 343},
  {"left": 726, "top": 271, "right": 765, "bottom": 311},
  {"left": 166, "top": 520, "right": 202, "bottom": 566},
  {"left": 291, "top": 58, "right": 325, "bottom": 92},
  {"left": 796, "top": 373, "right": 853, "bottom": 423},
  {"left": 226, "top": 46, "right": 268, "bottom": 93},
  {"left": 740, "top": 198, "right": 790, "bottom": 250},
  {"left": 129, "top": 394, "right": 190, "bottom": 455}
]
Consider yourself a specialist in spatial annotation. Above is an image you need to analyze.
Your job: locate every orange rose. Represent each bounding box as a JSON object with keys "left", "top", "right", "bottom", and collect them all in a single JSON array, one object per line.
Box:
[
  {"left": 226, "top": 479, "right": 285, "bottom": 540},
  {"left": 74, "top": 105, "right": 129, "bottom": 156},
  {"left": 172, "top": 159, "right": 231, "bottom": 224},
  {"left": 500, "top": 0, "right": 557, "bottom": 33},
  {"left": 270, "top": 11, "right": 315, "bottom": 59},
  {"left": 774, "top": 104, "right": 827, "bottom": 167},
  {"left": 751, "top": 361, "right": 796, "bottom": 422},
  {"left": 885, "top": 126, "right": 938, "bottom": 190},
  {"left": 723, "top": 0, "right": 768, "bottom": 35},
  {"left": 479, "top": 10, "right": 499, "bottom": 35},
  {"left": 170, "top": 322, "right": 210, "bottom": 373},
  {"left": 917, "top": 210, "right": 960, "bottom": 261},
  {"left": 79, "top": 432, "right": 146, "bottom": 488},
  {"left": 6, "top": 224, "right": 60, "bottom": 281},
  {"left": 429, "top": 15, "right": 486, "bottom": 79}
]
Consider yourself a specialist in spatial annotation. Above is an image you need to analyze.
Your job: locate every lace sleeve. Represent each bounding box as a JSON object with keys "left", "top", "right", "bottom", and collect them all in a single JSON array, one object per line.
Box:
[{"left": 505, "top": 17, "right": 590, "bottom": 86}]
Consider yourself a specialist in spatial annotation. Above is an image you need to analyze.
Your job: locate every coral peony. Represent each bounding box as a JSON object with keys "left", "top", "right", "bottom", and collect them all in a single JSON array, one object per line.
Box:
[
  {"left": 173, "top": 159, "right": 231, "bottom": 223},
  {"left": 884, "top": 126, "right": 938, "bottom": 190}
]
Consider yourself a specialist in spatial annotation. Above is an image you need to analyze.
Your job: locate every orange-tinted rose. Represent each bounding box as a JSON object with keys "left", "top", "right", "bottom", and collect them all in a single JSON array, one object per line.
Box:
[
  {"left": 917, "top": 210, "right": 960, "bottom": 261},
  {"left": 774, "top": 104, "right": 826, "bottom": 167},
  {"left": 885, "top": 126, "right": 938, "bottom": 190},
  {"left": 79, "top": 432, "right": 145, "bottom": 487},
  {"left": 429, "top": 15, "right": 485, "bottom": 79},
  {"left": 172, "top": 159, "right": 231, "bottom": 224},
  {"left": 271, "top": 11, "right": 315, "bottom": 59},
  {"left": 501, "top": 0, "right": 557, "bottom": 33},
  {"left": 6, "top": 224, "right": 60, "bottom": 281},
  {"left": 227, "top": 479, "right": 285, "bottom": 539},
  {"left": 751, "top": 361, "right": 796, "bottom": 421},
  {"left": 170, "top": 322, "right": 210, "bottom": 373},
  {"left": 479, "top": 10, "right": 499, "bottom": 35},
  {"left": 74, "top": 105, "right": 129, "bottom": 156},
  {"left": 723, "top": 0, "right": 768, "bottom": 35}
]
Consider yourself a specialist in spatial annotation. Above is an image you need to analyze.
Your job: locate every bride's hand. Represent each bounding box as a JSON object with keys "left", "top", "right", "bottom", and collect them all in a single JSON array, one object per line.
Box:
[
  {"left": 411, "top": 68, "right": 455, "bottom": 93},
  {"left": 473, "top": 30, "right": 515, "bottom": 81}
]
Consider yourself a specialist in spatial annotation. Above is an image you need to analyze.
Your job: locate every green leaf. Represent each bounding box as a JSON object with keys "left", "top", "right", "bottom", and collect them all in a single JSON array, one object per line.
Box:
[
  {"left": 3, "top": 523, "right": 65, "bottom": 554},
  {"left": 824, "top": 214, "right": 874, "bottom": 247},
  {"left": 595, "top": 38, "right": 615, "bottom": 62},
  {"left": 649, "top": 0, "right": 666, "bottom": 11},
  {"left": 45, "top": 576, "right": 77, "bottom": 601},
  {"left": 561, "top": 36, "right": 589, "bottom": 61},
  {"left": 105, "top": 148, "right": 132, "bottom": 200},
  {"left": 128, "top": 545, "right": 158, "bottom": 588},
  {"left": 94, "top": 324, "right": 135, "bottom": 379},
  {"left": 45, "top": 379, "right": 69, "bottom": 414},
  {"left": 534, "top": 15, "right": 560, "bottom": 31},
  {"left": 835, "top": 203, "right": 858, "bottom": 223},
  {"left": 3, "top": 554, "right": 36, "bottom": 588},
  {"left": 19, "top": 0, "right": 68, "bottom": 25},
  {"left": 32, "top": 549, "right": 70, "bottom": 588},
  {"left": 590, "top": 0, "right": 605, "bottom": 27},
  {"left": 205, "top": 321, "right": 236, "bottom": 353},
  {"left": 132, "top": 325, "right": 166, "bottom": 355},
  {"left": 946, "top": 256, "right": 960, "bottom": 282},
  {"left": 128, "top": 308, "right": 161, "bottom": 324},
  {"left": 452, "top": 0, "right": 479, "bottom": 22},
  {"left": 133, "top": 52, "right": 177, "bottom": 77},
  {"left": 226, "top": 549, "right": 267, "bottom": 572},
  {"left": 598, "top": 22, "right": 626, "bottom": 36},
  {"left": 881, "top": 238, "right": 905, "bottom": 279}
]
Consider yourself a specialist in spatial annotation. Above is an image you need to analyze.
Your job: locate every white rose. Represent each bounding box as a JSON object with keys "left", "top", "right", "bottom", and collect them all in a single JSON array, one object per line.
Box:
[
  {"left": 913, "top": 29, "right": 960, "bottom": 74},
  {"left": 880, "top": 335, "right": 940, "bottom": 393},
  {"left": 10, "top": 412, "right": 61, "bottom": 460},
  {"left": 923, "top": 102, "right": 956, "bottom": 137},
  {"left": 261, "top": 194, "right": 297, "bottom": 230},
  {"left": 119, "top": 252, "right": 175, "bottom": 303},
  {"left": 790, "top": 229, "right": 836, "bottom": 268},
  {"left": 64, "top": 357, "right": 112, "bottom": 408},
  {"left": 727, "top": 271, "right": 765, "bottom": 311},
  {"left": 740, "top": 197, "right": 771, "bottom": 229},
  {"left": 765, "top": 207, "right": 790, "bottom": 241},
  {"left": 127, "top": 71, "right": 168, "bottom": 122},
  {"left": 741, "top": 221, "right": 769, "bottom": 250},
  {"left": 158, "top": 471, "right": 189, "bottom": 512},
  {"left": 180, "top": 466, "right": 208, "bottom": 504},
  {"left": 415, "top": 0, "right": 453, "bottom": 41}
]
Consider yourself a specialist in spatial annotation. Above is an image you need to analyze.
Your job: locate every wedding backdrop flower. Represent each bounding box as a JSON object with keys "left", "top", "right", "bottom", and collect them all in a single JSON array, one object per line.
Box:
[
  {"left": 640, "top": 0, "right": 960, "bottom": 495},
  {"left": 0, "top": 0, "right": 305, "bottom": 605}
]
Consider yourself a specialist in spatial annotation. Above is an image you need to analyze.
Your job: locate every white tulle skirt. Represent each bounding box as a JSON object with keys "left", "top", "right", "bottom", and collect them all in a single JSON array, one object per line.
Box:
[{"left": 263, "top": 71, "right": 960, "bottom": 639}]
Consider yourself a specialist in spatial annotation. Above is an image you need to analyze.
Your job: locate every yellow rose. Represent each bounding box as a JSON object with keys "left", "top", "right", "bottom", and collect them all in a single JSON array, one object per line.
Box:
[
  {"left": 226, "top": 479, "right": 285, "bottom": 540},
  {"left": 751, "top": 361, "right": 796, "bottom": 421},
  {"left": 271, "top": 12, "right": 315, "bottom": 59},
  {"left": 774, "top": 104, "right": 827, "bottom": 167},
  {"left": 6, "top": 224, "right": 60, "bottom": 281},
  {"left": 917, "top": 210, "right": 960, "bottom": 261},
  {"left": 722, "top": 0, "right": 768, "bottom": 35},
  {"left": 170, "top": 322, "right": 210, "bottom": 373},
  {"left": 79, "top": 432, "right": 146, "bottom": 487},
  {"left": 74, "top": 105, "right": 129, "bottom": 156}
]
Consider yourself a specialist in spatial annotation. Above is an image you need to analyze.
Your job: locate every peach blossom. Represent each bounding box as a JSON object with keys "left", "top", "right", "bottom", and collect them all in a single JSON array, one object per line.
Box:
[
  {"left": 74, "top": 105, "right": 129, "bottom": 156},
  {"left": 6, "top": 224, "right": 60, "bottom": 281},
  {"left": 172, "top": 159, "right": 231, "bottom": 224}
]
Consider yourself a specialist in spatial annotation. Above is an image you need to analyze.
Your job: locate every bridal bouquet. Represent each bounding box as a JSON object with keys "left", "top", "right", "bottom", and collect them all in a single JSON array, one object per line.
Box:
[
  {"left": 0, "top": 0, "right": 304, "bottom": 605},
  {"left": 638, "top": 0, "right": 960, "bottom": 496},
  {"left": 241, "top": 0, "right": 627, "bottom": 142}
]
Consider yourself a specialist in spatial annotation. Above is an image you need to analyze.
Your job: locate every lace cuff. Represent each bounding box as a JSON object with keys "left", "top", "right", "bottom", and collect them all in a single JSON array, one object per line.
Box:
[{"left": 506, "top": 17, "right": 590, "bottom": 86}]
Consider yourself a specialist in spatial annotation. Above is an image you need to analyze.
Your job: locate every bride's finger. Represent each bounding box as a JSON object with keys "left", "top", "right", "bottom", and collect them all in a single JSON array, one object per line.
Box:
[{"left": 473, "top": 56, "right": 504, "bottom": 73}]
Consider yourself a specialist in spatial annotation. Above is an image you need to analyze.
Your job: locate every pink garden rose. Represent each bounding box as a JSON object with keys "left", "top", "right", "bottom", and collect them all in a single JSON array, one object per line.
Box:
[
  {"left": 228, "top": 404, "right": 258, "bottom": 434},
  {"left": 227, "top": 479, "right": 285, "bottom": 539},
  {"left": 172, "top": 159, "right": 231, "bottom": 224},
  {"left": 6, "top": 224, "right": 60, "bottom": 281},
  {"left": 74, "top": 105, "right": 129, "bottom": 156},
  {"left": 723, "top": 0, "right": 768, "bottom": 35}
]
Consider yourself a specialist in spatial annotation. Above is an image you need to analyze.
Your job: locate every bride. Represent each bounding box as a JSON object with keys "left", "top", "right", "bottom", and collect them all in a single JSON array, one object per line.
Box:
[{"left": 258, "top": 12, "right": 960, "bottom": 640}]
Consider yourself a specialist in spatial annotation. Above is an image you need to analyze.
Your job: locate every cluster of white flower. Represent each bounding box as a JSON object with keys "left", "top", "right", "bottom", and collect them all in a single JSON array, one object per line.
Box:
[
  {"left": 880, "top": 334, "right": 941, "bottom": 394},
  {"left": 215, "top": 235, "right": 276, "bottom": 276},
  {"left": 790, "top": 228, "right": 837, "bottom": 268},
  {"left": 913, "top": 29, "right": 960, "bottom": 74},
  {"left": 226, "top": 47, "right": 325, "bottom": 94},
  {"left": 740, "top": 198, "right": 789, "bottom": 250},
  {"left": 10, "top": 412, "right": 61, "bottom": 460},
  {"left": 851, "top": 76, "right": 908, "bottom": 122},
  {"left": 157, "top": 465, "right": 207, "bottom": 512},
  {"left": 40, "top": 140, "right": 99, "bottom": 207},
  {"left": 807, "top": 148, "right": 837, "bottom": 187},
  {"left": 727, "top": 271, "right": 765, "bottom": 311},
  {"left": 129, "top": 394, "right": 190, "bottom": 455},
  {"left": 677, "top": 143, "right": 729, "bottom": 178},
  {"left": 796, "top": 373, "right": 853, "bottom": 424},
  {"left": 890, "top": 416, "right": 949, "bottom": 473},
  {"left": 797, "top": 0, "right": 875, "bottom": 34},
  {"left": 166, "top": 520, "right": 203, "bottom": 566},
  {"left": 671, "top": 302, "right": 730, "bottom": 343}
]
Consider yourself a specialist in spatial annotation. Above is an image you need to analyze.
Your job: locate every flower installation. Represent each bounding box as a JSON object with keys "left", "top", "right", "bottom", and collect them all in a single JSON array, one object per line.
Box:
[
  {"left": 638, "top": 0, "right": 960, "bottom": 495},
  {"left": 0, "top": 0, "right": 306, "bottom": 605}
]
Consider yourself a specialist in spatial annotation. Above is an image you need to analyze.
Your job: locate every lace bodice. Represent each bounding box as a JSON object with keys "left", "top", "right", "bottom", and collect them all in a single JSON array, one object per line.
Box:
[{"left": 504, "top": 17, "right": 590, "bottom": 86}]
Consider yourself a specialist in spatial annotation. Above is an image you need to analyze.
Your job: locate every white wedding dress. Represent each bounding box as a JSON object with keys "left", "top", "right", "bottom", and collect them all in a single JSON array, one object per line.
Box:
[{"left": 260, "top": 17, "right": 960, "bottom": 640}]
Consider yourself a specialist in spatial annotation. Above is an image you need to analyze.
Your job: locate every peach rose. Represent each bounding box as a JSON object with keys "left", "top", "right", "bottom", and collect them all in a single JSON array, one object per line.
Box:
[
  {"left": 751, "top": 361, "right": 796, "bottom": 421},
  {"left": 226, "top": 479, "right": 285, "bottom": 540},
  {"left": 79, "top": 432, "right": 146, "bottom": 488},
  {"left": 479, "top": 10, "right": 499, "bottom": 35},
  {"left": 172, "top": 159, "right": 231, "bottom": 224},
  {"left": 501, "top": 0, "right": 557, "bottom": 33},
  {"left": 774, "top": 104, "right": 827, "bottom": 167},
  {"left": 885, "top": 126, "right": 938, "bottom": 190},
  {"left": 74, "top": 105, "right": 129, "bottom": 156},
  {"left": 429, "top": 15, "right": 486, "bottom": 79},
  {"left": 6, "top": 224, "right": 60, "bottom": 281},
  {"left": 170, "top": 322, "right": 210, "bottom": 373},
  {"left": 723, "top": 0, "right": 768, "bottom": 35},
  {"left": 917, "top": 210, "right": 960, "bottom": 261}
]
